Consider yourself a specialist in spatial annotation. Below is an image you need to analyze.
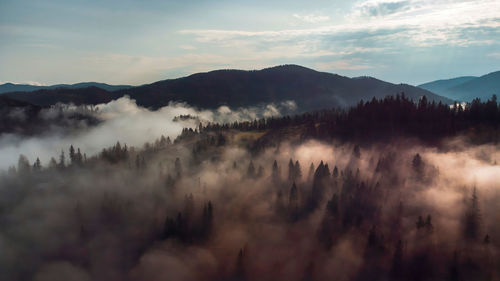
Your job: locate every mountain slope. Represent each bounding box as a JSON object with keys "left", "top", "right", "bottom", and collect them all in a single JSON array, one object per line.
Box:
[
  {"left": 3, "top": 65, "right": 451, "bottom": 111},
  {"left": 419, "top": 76, "right": 477, "bottom": 95},
  {"left": 4, "top": 86, "right": 120, "bottom": 106},
  {"left": 0, "top": 82, "right": 132, "bottom": 94},
  {"left": 419, "top": 71, "right": 500, "bottom": 101}
]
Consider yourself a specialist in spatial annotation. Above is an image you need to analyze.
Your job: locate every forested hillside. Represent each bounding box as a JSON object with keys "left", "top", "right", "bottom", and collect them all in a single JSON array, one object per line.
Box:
[{"left": 1, "top": 95, "right": 499, "bottom": 281}]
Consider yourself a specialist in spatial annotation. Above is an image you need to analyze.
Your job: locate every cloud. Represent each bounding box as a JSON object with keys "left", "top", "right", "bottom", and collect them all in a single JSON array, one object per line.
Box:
[
  {"left": 2, "top": 0, "right": 499, "bottom": 86},
  {"left": 487, "top": 52, "right": 500, "bottom": 58},
  {"left": 179, "top": 45, "right": 197, "bottom": 50},
  {"left": 0, "top": 81, "right": 45, "bottom": 86},
  {"left": 353, "top": 0, "right": 413, "bottom": 18},
  {"left": 292, "top": 13, "right": 330, "bottom": 23},
  {"left": 178, "top": 0, "right": 500, "bottom": 65},
  {"left": 315, "top": 59, "right": 375, "bottom": 70},
  {"left": 0, "top": 97, "right": 296, "bottom": 170}
]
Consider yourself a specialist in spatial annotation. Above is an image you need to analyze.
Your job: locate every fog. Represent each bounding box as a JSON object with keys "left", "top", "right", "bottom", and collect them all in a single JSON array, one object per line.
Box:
[
  {"left": 0, "top": 97, "right": 297, "bottom": 170},
  {"left": 1, "top": 96, "right": 499, "bottom": 280},
  {"left": 1, "top": 127, "right": 499, "bottom": 280}
]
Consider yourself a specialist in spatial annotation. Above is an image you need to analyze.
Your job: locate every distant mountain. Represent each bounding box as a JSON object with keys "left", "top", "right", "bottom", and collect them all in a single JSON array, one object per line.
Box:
[
  {"left": 419, "top": 71, "right": 500, "bottom": 101},
  {"left": 418, "top": 76, "right": 477, "bottom": 95},
  {"left": 3, "top": 65, "right": 451, "bottom": 112},
  {"left": 3, "top": 86, "right": 119, "bottom": 106},
  {"left": 0, "top": 82, "right": 132, "bottom": 94}
]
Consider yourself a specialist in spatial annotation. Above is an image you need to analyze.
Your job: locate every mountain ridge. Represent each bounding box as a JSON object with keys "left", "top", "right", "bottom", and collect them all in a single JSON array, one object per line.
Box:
[
  {"left": 3, "top": 65, "right": 451, "bottom": 112},
  {"left": 0, "top": 82, "right": 133, "bottom": 94},
  {"left": 419, "top": 71, "right": 500, "bottom": 101}
]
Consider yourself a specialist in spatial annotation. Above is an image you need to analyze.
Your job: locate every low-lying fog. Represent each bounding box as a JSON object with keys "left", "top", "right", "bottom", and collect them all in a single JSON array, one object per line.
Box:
[
  {"left": 0, "top": 97, "right": 499, "bottom": 281},
  {"left": 0, "top": 97, "right": 297, "bottom": 170}
]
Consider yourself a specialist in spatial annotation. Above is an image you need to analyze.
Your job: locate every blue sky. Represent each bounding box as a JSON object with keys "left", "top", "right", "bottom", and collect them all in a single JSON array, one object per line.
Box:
[{"left": 1, "top": 0, "right": 499, "bottom": 85}]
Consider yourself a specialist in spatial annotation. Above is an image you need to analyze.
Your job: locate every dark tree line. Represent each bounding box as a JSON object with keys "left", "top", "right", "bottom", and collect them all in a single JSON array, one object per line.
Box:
[{"left": 201, "top": 94, "right": 500, "bottom": 145}]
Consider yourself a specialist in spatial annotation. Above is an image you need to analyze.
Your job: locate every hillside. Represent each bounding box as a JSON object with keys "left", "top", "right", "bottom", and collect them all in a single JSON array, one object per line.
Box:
[
  {"left": 3, "top": 86, "right": 120, "bottom": 106},
  {"left": 418, "top": 76, "right": 476, "bottom": 95},
  {"left": 3, "top": 65, "right": 451, "bottom": 111},
  {"left": 0, "top": 82, "right": 132, "bottom": 94},
  {"left": 419, "top": 71, "right": 500, "bottom": 101}
]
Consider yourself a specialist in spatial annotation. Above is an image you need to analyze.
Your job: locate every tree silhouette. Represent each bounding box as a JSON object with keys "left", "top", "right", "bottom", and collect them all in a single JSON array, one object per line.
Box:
[
  {"left": 69, "top": 145, "right": 75, "bottom": 164},
  {"left": 390, "top": 240, "right": 404, "bottom": 281},
  {"left": 58, "top": 150, "right": 65, "bottom": 168},
  {"left": 17, "top": 155, "right": 30, "bottom": 174},
  {"left": 247, "top": 161, "right": 256, "bottom": 178},
  {"left": 33, "top": 157, "right": 42, "bottom": 171},
  {"left": 288, "top": 159, "right": 294, "bottom": 182},
  {"left": 464, "top": 186, "right": 481, "bottom": 241}
]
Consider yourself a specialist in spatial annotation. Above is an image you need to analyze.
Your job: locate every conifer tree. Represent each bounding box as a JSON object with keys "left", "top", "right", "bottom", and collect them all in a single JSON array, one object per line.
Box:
[
  {"left": 69, "top": 145, "right": 75, "bottom": 164},
  {"left": 464, "top": 186, "right": 481, "bottom": 240},
  {"left": 288, "top": 159, "right": 294, "bottom": 182},
  {"left": 58, "top": 150, "right": 65, "bottom": 168},
  {"left": 247, "top": 161, "right": 256, "bottom": 178},
  {"left": 307, "top": 162, "right": 314, "bottom": 182},
  {"left": 17, "top": 155, "right": 30, "bottom": 174},
  {"left": 272, "top": 160, "right": 280, "bottom": 182},
  {"left": 294, "top": 160, "right": 302, "bottom": 182},
  {"left": 175, "top": 157, "right": 182, "bottom": 178},
  {"left": 33, "top": 157, "right": 42, "bottom": 171}
]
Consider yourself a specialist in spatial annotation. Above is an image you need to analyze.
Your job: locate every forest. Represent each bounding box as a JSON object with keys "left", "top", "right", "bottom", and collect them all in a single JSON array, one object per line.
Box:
[{"left": 1, "top": 95, "right": 500, "bottom": 281}]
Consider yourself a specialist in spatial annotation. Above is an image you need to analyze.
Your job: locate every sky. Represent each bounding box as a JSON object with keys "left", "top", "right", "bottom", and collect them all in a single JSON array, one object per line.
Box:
[{"left": 0, "top": 0, "right": 499, "bottom": 86}]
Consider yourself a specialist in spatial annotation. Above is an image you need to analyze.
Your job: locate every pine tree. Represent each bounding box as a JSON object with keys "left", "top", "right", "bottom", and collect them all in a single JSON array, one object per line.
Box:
[
  {"left": 202, "top": 201, "right": 214, "bottom": 238},
  {"left": 449, "top": 251, "right": 459, "bottom": 281},
  {"left": 484, "top": 234, "right": 490, "bottom": 244},
  {"left": 289, "top": 182, "right": 299, "bottom": 221},
  {"left": 464, "top": 186, "right": 481, "bottom": 241},
  {"left": 69, "top": 145, "right": 75, "bottom": 164},
  {"left": 272, "top": 160, "right": 280, "bottom": 182},
  {"left": 247, "top": 161, "right": 256, "bottom": 178},
  {"left": 59, "top": 150, "right": 65, "bottom": 168},
  {"left": 33, "top": 157, "right": 42, "bottom": 171},
  {"left": 159, "top": 135, "right": 167, "bottom": 147},
  {"left": 425, "top": 215, "right": 433, "bottom": 232},
  {"left": 17, "top": 155, "right": 30, "bottom": 174},
  {"left": 49, "top": 157, "right": 57, "bottom": 169},
  {"left": 288, "top": 159, "right": 294, "bottom": 182},
  {"left": 307, "top": 161, "right": 329, "bottom": 212},
  {"left": 307, "top": 162, "right": 315, "bottom": 182},
  {"left": 234, "top": 248, "right": 246, "bottom": 281},
  {"left": 416, "top": 216, "right": 425, "bottom": 229},
  {"left": 294, "top": 160, "right": 302, "bottom": 182},
  {"left": 390, "top": 240, "right": 404, "bottom": 281},
  {"left": 257, "top": 165, "right": 264, "bottom": 178},
  {"left": 332, "top": 166, "right": 338, "bottom": 178},
  {"left": 76, "top": 148, "right": 83, "bottom": 166},
  {"left": 412, "top": 153, "right": 423, "bottom": 174},
  {"left": 175, "top": 157, "right": 182, "bottom": 178},
  {"left": 353, "top": 145, "right": 361, "bottom": 159}
]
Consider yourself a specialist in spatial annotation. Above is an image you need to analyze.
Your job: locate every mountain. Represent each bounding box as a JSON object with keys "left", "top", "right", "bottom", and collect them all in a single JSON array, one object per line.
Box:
[
  {"left": 418, "top": 76, "right": 477, "bottom": 95},
  {"left": 3, "top": 86, "right": 119, "bottom": 106},
  {"left": 419, "top": 71, "right": 500, "bottom": 101},
  {"left": 3, "top": 65, "right": 451, "bottom": 111},
  {"left": 0, "top": 82, "right": 132, "bottom": 94}
]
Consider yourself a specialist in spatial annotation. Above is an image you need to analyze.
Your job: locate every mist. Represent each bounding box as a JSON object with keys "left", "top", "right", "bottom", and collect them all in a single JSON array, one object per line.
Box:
[
  {"left": 0, "top": 97, "right": 296, "bottom": 170},
  {"left": 1, "top": 129, "right": 499, "bottom": 280}
]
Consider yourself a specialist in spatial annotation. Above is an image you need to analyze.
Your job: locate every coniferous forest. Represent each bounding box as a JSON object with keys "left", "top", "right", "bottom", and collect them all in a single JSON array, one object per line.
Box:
[{"left": 1, "top": 94, "right": 500, "bottom": 281}]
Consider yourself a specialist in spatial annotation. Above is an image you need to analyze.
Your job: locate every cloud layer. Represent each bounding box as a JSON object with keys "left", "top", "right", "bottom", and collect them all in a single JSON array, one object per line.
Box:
[
  {"left": 1, "top": 0, "right": 499, "bottom": 85},
  {"left": 0, "top": 97, "right": 296, "bottom": 170}
]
